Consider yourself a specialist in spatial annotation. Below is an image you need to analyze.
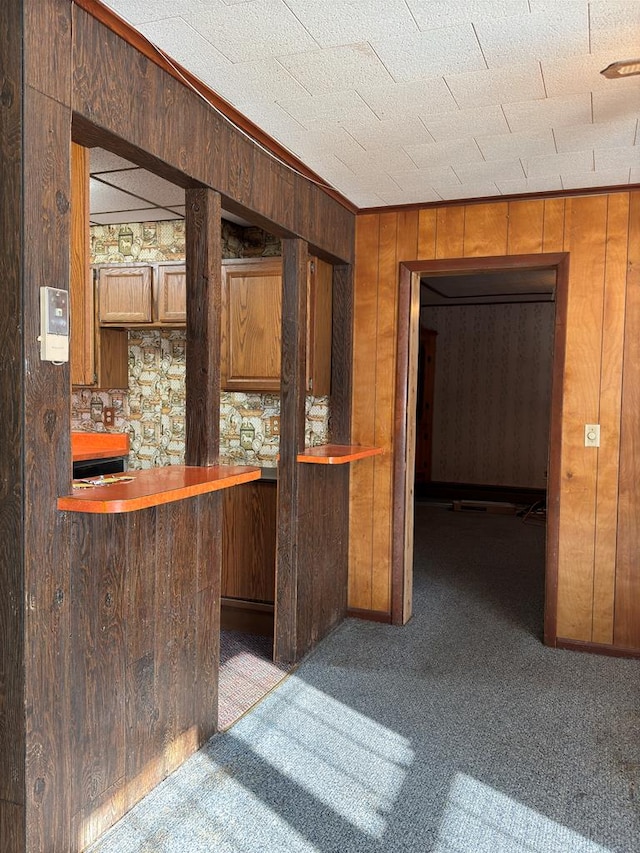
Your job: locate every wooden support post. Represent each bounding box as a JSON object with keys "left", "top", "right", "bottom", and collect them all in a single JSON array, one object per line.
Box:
[
  {"left": 185, "top": 187, "right": 222, "bottom": 466},
  {"left": 274, "top": 238, "right": 308, "bottom": 664},
  {"left": 329, "top": 263, "right": 353, "bottom": 444}
]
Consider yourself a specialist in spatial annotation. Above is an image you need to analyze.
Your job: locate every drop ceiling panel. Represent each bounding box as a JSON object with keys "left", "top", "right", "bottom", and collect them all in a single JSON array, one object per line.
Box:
[
  {"left": 90, "top": 179, "right": 156, "bottom": 214},
  {"left": 95, "top": 0, "right": 640, "bottom": 209},
  {"left": 90, "top": 208, "right": 181, "bottom": 225},
  {"left": 525, "top": 150, "right": 594, "bottom": 179},
  {"left": 97, "top": 170, "right": 185, "bottom": 208},
  {"left": 90, "top": 149, "right": 140, "bottom": 174}
]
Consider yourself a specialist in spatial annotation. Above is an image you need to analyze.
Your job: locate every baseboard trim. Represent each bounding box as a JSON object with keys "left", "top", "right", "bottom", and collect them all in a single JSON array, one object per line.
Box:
[
  {"left": 221, "top": 598, "right": 274, "bottom": 636},
  {"left": 556, "top": 637, "right": 640, "bottom": 660},
  {"left": 347, "top": 608, "right": 392, "bottom": 624}
]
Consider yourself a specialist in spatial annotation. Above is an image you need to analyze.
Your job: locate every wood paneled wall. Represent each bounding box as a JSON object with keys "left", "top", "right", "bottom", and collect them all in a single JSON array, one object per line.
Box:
[
  {"left": 66, "top": 497, "right": 220, "bottom": 851},
  {"left": 351, "top": 194, "right": 640, "bottom": 655}
]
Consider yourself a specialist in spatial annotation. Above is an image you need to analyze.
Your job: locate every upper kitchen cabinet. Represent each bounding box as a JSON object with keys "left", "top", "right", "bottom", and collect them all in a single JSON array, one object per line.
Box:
[
  {"left": 97, "top": 262, "right": 186, "bottom": 327},
  {"left": 221, "top": 256, "right": 332, "bottom": 395}
]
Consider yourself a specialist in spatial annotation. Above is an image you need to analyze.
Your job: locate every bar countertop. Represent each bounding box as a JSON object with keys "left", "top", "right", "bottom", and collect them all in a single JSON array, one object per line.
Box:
[{"left": 58, "top": 464, "right": 262, "bottom": 514}]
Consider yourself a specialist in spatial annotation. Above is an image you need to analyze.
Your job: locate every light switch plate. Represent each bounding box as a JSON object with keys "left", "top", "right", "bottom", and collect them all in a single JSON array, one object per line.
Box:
[{"left": 585, "top": 424, "right": 600, "bottom": 447}]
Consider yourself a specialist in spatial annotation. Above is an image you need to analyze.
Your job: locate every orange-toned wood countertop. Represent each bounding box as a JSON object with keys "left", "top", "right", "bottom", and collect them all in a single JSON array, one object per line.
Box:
[
  {"left": 296, "top": 445, "right": 383, "bottom": 464},
  {"left": 58, "top": 465, "right": 261, "bottom": 514},
  {"left": 71, "top": 431, "right": 130, "bottom": 461}
]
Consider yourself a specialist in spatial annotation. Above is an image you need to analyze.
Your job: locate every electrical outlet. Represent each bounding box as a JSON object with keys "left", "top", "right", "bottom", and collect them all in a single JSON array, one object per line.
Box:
[
  {"left": 104, "top": 407, "right": 116, "bottom": 428},
  {"left": 271, "top": 416, "right": 280, "bottom": 436}
]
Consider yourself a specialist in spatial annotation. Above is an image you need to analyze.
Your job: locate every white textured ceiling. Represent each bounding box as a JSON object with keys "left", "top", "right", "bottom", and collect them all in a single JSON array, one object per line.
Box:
[{"left": 97, "top": 0, "right": 640, "bottom": 209}]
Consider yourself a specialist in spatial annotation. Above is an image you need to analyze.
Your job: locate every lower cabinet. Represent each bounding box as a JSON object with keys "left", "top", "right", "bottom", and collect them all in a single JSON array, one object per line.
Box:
[{"left": 221, "top": 478, "right": 277, "bottom": 635}]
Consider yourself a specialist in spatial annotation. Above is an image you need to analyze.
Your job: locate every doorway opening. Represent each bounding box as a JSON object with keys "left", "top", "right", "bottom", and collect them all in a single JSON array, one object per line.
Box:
[{"left": 394, "top": 254, "right": 569, "bottom": 644}]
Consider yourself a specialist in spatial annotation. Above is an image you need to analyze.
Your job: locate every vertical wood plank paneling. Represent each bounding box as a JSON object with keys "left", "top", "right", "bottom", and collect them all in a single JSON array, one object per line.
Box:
[
  {"left": 0, "top": 0, "right": 25, "bottom": 834},
  {"left": 556, "top": 195, "right": 608, "bottom": 640},
  {"left": 542, "top": 198, "right": 566, "bottom": 252},
  {"left": 615, "top": 191, "right": 640, "bottom": 649},
  {"left": 23, "top": 86, "right": 73, "bottom": 853},
  {"left": 350, "top": 215, "right": 380, "bottom": 610},
  {"left": 592, "top": 194, "right": 630, "bottom": 644},
  {"left": 275, "top": 237, "right": 308, "bottom": 663},
  {"left": 371, "top": 211, "right": 400, "bottom": 612},
  {"left": 193, "top": 494, "right": 221, "bottom": 742},
  {"left": 330, "top": 264, "right": 353, "bottom": 444},
  {"left": 507, "top": 200, "right": 544, "bottom": 254},
  {"left": 185, "top": 187, "right": 222, "bottom": 466},
  {"left": 463, "top": 202, "right": 509, "bottom": 257},
  {"left": 417, "top": 208, "right": 437, "bottom": 259},
  {"left": 435, "top": 207, "right": 465, "bottom": 258}
]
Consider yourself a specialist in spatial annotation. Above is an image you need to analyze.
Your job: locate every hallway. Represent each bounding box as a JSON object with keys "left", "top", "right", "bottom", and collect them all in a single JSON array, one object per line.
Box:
[{"left": 89, "top": 505, "right": 640, "bottom": 852}]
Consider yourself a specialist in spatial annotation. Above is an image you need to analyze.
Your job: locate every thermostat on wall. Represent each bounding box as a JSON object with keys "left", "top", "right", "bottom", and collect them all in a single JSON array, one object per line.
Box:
[{"left": 39, "top": 286, "right": 69, "bottom": 363}]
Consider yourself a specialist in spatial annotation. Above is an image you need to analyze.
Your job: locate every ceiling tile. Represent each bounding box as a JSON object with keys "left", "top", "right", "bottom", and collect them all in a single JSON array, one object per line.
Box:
[
  {"left": 502, "top": 93, "right": 592, "bottom": 133},
  {"left": 562, "top": 166, "right": 631, "bottom": 190},
  {"left": 339, "top": 115, "right": 433, "bottom": 149},
  {"left": 199, "top": 59, "right": 308, "bottom": 106},
  {"left": 370, "top": 24, "right": 487, "bottom": 83},
  {"left": 90, "top": 149, "right": 139, "bottom": 174},
  {"left": 388, "top": 166, "right": 461, "bottom": 193},
  {"left": 445, "top": 62, "right": 545, "bottom": 110},
  {"left": 423, "top": 105, "right": 510, "bottom": 142},
  {"left": 594, "top": 146, "right": 640, "bottom": 171},
  {"left": 452, "top": 159, "right": 524, "bottom": 184},
  {"left": 277, "top": 90, "right": 377, "bottom": 126},
  {"left": 337, "top": 147, "right": 418, "bottom": 175},
  {"left": 438, "top": 181, "right": 501, "bottom": 200},
  {"left": 475, "top": 128, "right": 556, "bottom": 161},
  {"left": 524, "top": 150, "right": 593, "bottom": 178},
  {"left": 277, "top": 44, "right": 394, "bottom": 96},
  {"left": 375, "top": 185, "right": 442, "bottom": 206},
  {"left": 403, "top": 139, "right": 485, "bottom": 170},
  {"left": 90, "top": 179, "right": 156, "bottom": 214},
  {"left": 90, "top": 208, "right": 183, "bottom": 225},
  {"left": 98, "top": 0, "right": 223, "bottom": 26},
  {"left": 97, "top": 171, "right": 184, "bottom": 208},
  {"left": 540, "top": 53, "right": 633, "bottom": 98},
  {"left": 186, "top": 0, "right": 318, "bottom": 62},
  {"left": 589, "top": 1, "right": 640, "bottom": 57},
  {"left": 137, "top": 16, "right": 231, "bottom": 69},
  {"left": 406, "top": 0, "right": 529, "bottom": 30},
  {"left": 357, "top": 77, "right": 457, "bottom": 121},
  {"left": 497, "top": 175, "right": 563, "bottom": 194},
  {"left": 281, "top": 0, "right": 418, "bottom": 48},
  {"left": 554, "top": 121, "right": 637, "bottom": 153},
  {"left": 592, "top": 88, "right": 640, "bottom": 125},
  {"left": 474, "top": 5, "right": 589, "bottom": 68}
]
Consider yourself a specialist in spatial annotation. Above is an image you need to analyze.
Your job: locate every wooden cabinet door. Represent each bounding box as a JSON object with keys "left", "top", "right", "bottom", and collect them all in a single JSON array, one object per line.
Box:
[
  {"left": 307, "top": 257, "right": 332, "bottom": 396},
  {"left": 222, "top": 258, "right": 282, "bottom": 391},
  {"left": 155, "top": 265, "right": 186, "bottom": 324},
  {"left": 98, "top": 266, "right": 153, "bottom": 324},
  {"left": 222, "top": 480, "right": 277, "bottom": 602}
]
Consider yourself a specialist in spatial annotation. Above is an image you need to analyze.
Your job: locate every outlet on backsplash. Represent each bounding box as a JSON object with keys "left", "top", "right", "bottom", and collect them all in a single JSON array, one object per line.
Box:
[
  {"left": 270, "top": 416, "right": 280, "bottom": 436},
  {"left": 104, "top": 407, "right": 115, "bottom": 427}
]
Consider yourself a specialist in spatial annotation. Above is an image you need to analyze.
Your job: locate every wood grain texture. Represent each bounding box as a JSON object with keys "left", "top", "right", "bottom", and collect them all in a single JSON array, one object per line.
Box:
[
  {"left": 71, "top": 7, "right": 354, "bottom": 264},
  {"left": 555, "top": 196, "right": 608, "bottom": 640},
  {"left": 615, "top": 191, "right": 640, "bottom": 649},
  {"left": 23, "top": 84, "right": 73, "bottom": 853},
  {"left": 186, "top": 188, "right": 221, "bottom": 465},
  {"left": 155, "top": 265, "right": 186, "bottom": 324},
  {"left": 275, "top": 238, "right": 308, "bottom": 663},
  {"left": 350, "top": 215, "right": 379, "bottom": 609},
  {"left": 97, "top": 266, "right": 153, "bottom": 324},
  {"left": 70, "top": 142, "right": 94, "bottom": 385},
  {"left": 507, "top": 200, "right": 544, "bottom": 254},
  {"left": 592, "top": 193, "right": 629, "bottom": 644},
  {"left": 297, "top": 445, "right": 383, "bottom": 463},
  {"left": 542, "top": 198, "right": 567, "bottom": 253},
  {"left": 417, "top": 208, "right": 437, "bottom": 259},
  {"left": 329, "top": 264, "right": 353, "bottom": 444},
  {"left": 463, "top": 202, "right": 509, "bottom": 257},
  {"left": 222, "top": 481, "right": 276, "bottom": 601},
  {"left": 435, "top": 207, "right": 465, "bottom": 258},
  {"left": 0, "top": 0, "right": 25, "bottom": 818}
]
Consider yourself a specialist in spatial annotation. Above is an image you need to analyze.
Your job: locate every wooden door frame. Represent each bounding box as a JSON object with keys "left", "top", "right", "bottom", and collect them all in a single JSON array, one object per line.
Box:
[{"left": 392, "top": 253, "right": 570, "bottom": 646}]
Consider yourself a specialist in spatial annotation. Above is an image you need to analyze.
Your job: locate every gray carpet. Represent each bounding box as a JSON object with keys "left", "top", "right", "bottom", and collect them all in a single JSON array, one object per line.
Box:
[{"left": 88, "top": 505, "right": 640, "bottom": 852}]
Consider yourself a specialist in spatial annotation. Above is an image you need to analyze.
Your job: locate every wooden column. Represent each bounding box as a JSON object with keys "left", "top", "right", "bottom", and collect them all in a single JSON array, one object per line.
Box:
[
  {"left": 0, "top": 1, "right": 25, "bottom": 851},
  {"left": 329, "top": 263, "right": 353, "bottom": 444},
  {"left": 275, "top": 238, "right": 308, "bottom": 664},
  {"left": 185, "top": 187, "right": 222, "bottom": 466}
]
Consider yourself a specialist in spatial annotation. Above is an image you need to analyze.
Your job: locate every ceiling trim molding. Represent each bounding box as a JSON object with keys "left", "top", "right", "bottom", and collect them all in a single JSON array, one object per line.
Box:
[
  {"left": 358, "top": 183, "right": 640, "bottom": 216},
  {"left": 72, "top": 0, "right": 358, "bottom": 215}
]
